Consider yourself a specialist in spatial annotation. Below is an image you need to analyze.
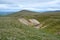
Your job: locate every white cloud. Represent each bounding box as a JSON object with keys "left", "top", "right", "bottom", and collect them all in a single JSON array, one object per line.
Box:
[
  {"left": 0, "top": 4, "right": 8, "bottom": 9},
  {"left": 0, "top": 0, "right": 60, "bottom": 12}
]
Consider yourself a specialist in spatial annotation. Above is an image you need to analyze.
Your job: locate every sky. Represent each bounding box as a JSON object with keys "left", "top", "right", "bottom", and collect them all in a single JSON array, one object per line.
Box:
[{"left": 0, "top": 0, "right": 60, "bottom": 12}]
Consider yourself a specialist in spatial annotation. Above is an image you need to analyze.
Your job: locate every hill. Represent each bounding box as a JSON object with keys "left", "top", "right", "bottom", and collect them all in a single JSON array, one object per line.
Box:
[
  {"left": 6, "top": 10, "right": 40, "bottom": 17},
  {"left": 0, "top": 10, "right": 60, "bottom": 40}
]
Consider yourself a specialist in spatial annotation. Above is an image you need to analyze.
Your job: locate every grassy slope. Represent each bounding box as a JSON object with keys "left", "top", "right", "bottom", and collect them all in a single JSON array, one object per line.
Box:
[{"left": 0, "top": 10, "right": 60, "bottom": 40}]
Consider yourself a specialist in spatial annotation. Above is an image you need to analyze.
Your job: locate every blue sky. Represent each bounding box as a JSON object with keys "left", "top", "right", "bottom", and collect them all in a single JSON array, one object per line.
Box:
[{"left": 0, "top": 0, "right": 60, "bottom": 12}]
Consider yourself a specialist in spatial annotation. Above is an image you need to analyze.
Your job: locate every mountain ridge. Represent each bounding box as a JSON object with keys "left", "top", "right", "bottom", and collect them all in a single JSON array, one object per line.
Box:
[{"left": 0, "top": 10, "right": 60, "bottom": 16}]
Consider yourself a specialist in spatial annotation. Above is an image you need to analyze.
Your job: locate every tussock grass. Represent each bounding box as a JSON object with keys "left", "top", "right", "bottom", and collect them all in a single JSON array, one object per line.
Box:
[{"left": 0, "top": 11, "right": 60, "bottom": 40}]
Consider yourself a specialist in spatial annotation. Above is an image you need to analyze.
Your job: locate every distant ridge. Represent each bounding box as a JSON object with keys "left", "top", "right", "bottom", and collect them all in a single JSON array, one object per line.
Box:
[
  {"left": 0, "top": 12, "right": 13, "bottom": 15},
  {"left": 6, "top": 10, "right": 40, "bottom": 17},
  {"left": 20, "top": 10, "right": 34, "bottom": 12},
  {"left": 2, "top": 10, "right": 60, "bottom": 17},
  {"left": 18, "top": 10, "right": 40, "bottom": 13},
  {"left": 44, "top": 10, "right": 60, "bottom": 13}
]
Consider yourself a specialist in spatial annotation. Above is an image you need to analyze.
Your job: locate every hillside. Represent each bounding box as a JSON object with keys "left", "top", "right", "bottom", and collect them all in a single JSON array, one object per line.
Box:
[
  {"left": 6, "top": 10, "right": 40, "bottom": 17},
  {"left": 0, "top": 10, "right": 60, "bottom": 40}
]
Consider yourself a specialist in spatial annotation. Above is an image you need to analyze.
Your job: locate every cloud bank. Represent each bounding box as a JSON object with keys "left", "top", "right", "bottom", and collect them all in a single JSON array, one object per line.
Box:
[{"left": 0, "top": 0, "right": 60, "bottom": 12}]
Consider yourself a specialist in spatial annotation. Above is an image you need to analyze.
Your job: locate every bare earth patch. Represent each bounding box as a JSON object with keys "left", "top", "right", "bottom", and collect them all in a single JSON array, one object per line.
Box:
[{"left": 18, "top": 18, "right": 41, "bottom": 28}]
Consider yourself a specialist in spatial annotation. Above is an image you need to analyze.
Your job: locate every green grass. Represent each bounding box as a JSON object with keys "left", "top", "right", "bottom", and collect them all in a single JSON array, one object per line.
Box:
[{"left": 0, "top": 10, "right": 60, "bottom": 40}]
